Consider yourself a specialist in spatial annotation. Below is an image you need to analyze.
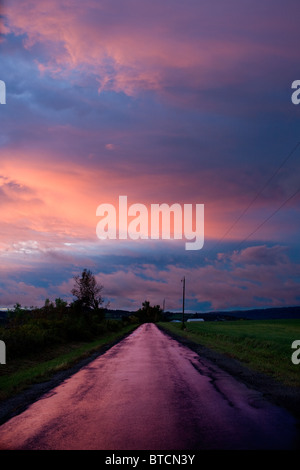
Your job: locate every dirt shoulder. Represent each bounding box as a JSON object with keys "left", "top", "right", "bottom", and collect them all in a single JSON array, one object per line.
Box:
[
  {"left": 158, "top": 325, "right": 300, "bottom": 422},
  {"left": 0, "top": 329, "right": 134, "bottom": 426}
]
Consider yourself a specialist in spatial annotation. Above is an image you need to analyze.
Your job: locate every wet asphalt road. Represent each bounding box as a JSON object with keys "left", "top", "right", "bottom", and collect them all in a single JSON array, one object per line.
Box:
[{"left": 0, "top": 323, "right": 299, "bottom": 450}]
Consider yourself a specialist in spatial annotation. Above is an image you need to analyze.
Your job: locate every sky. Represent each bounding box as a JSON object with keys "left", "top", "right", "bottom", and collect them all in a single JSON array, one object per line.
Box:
[{"left": 0, "top": 0, "right": 300, "bottom": 313}]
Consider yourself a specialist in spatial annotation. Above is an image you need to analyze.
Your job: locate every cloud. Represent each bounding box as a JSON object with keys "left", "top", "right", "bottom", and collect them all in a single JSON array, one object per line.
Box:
[
  {"left": 1, "top": 1, "right": 299, "bottom": 312},
  {"left": 3, "top": 0, "right": 299, "bottom": 107},
  {"left": 0, "top": 240, "right": 299, "bottom": 310},
  {"left": 228, "top": 245, "right": 289, "bottom": 266},
  {"left": 0, "top": 279, "right": 48, "bottom": 308},
  {"left": 69, "top": 244, "right": 300, "bottom": 311}
]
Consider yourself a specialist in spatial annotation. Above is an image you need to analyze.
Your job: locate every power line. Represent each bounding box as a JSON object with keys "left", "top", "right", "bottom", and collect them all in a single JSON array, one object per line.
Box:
[
  {"left": 235, "top": 186, "right": 300, "bottom": 251},
  {"left": 206, "top": 141, "right": 300, "bottom": 256}
]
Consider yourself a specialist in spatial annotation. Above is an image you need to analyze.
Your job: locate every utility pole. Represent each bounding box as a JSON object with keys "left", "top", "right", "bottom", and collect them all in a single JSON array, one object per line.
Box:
[{"left": 181, "top": 276, "right": 185, "bottom": 329}]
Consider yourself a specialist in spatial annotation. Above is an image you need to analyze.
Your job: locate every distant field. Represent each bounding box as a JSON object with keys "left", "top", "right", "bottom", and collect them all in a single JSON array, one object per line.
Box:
[{"left": 160, "top": 319, "right": 300, "bottom": 387}]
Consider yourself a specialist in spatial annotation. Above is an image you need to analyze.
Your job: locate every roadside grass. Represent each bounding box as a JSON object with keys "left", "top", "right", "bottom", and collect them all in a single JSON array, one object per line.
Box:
[
  {"left": 0, "top": 323, "right": 137, "bottom": 402},
  {"left": 159, "top": 319, "right": 300, "bottom": 387}
]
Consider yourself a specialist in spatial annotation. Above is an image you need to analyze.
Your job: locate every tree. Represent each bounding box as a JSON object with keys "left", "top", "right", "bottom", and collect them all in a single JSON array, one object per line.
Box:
[
  {"left": 43, "top": 298, "right": 54, "bottom": 311},
  {"left": 55, "top": 297, "right": 68, "bottom": 310},
  {"left": 136, "top": 300, "right": 163, "bottom": 323},
  {"left": 71, "top": 269, "right": 104, "bottom": 312}
]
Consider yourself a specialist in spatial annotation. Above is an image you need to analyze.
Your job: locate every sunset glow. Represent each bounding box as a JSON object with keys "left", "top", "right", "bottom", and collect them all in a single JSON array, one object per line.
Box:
[{"left": 0, "top": 0, "right": 300, "bottom": 312}]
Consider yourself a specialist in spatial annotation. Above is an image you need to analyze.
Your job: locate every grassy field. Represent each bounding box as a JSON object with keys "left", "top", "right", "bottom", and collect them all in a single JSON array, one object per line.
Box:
[
  {"left": 160, "top": 319, "right": 300, "bottom": 387},
  {"left": 1, "top": 318, "right": 299, "bottom": 404},
  {"left": 0, "top": 323, "right": 137, "bottom": 402}
]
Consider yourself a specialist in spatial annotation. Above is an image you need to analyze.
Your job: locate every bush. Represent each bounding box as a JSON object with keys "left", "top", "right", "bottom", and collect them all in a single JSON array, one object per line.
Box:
[
  {"left": 106, "top": 319, "right": 122, "bottom": 332},
  {"left": 1, "top": 322, "right": 56, "bottom": 359},
  {"left": 0, "top": 297, "right": 127, "bottom": 360}
]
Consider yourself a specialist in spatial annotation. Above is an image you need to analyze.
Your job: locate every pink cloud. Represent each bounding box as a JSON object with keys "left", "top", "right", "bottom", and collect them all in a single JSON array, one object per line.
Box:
[
  {"left": 76, "top": 245, "right": 300, "bottom": 311},
  {"left": 0, "top": 145, "right": 297, "bottom": 263},
  {"left": 1, "top": 1, "right": 299, "bottom": 312},
  {"left": 228, "top": 245, "right": 289, "bottom": 266},
  {"left": 3, "top": 0, "right": 297, "bottom": 100},
  {"left": 0, "top": 280, "right": 48, "bottom": 308},
  {"left": 0, "top": 241, "right": 299, "bottom": 310}
]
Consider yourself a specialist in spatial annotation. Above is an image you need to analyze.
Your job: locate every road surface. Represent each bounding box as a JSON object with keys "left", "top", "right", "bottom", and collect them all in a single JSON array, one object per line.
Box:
[{"left": 0, "top": 323, "right": 299, "bottom": 450}]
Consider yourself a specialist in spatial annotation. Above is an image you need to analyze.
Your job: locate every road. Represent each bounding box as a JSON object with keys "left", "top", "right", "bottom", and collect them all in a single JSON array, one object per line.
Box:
[{"left": 0, "top": 323, "right": 299, "bottom": 450}]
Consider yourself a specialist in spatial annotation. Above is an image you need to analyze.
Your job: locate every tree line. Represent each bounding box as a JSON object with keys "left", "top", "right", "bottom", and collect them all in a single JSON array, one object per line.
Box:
[{"left": 0, "top": 269, "right": 164, "bottom": 359}]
